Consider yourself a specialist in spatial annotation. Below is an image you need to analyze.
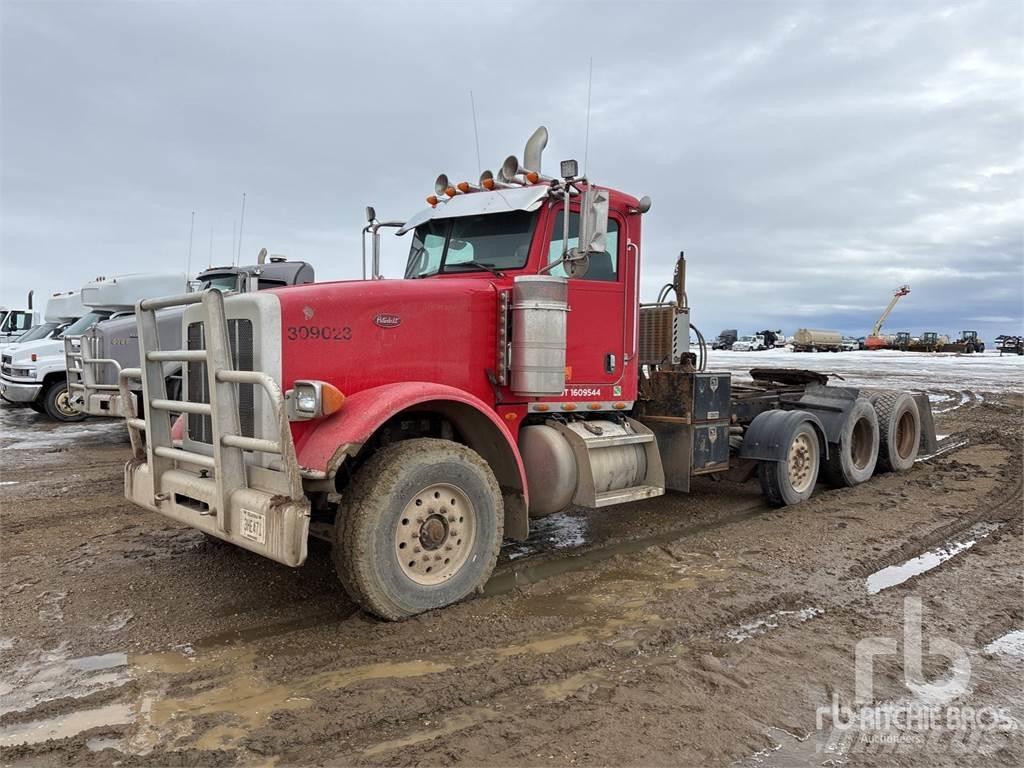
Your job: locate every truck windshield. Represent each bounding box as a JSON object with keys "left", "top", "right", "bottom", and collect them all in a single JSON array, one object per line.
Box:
[
  {"left": 405, "top": 211, "right": 536, "bottom": 278},
  {"left": 200, "top": 274, "right": 241, "bottom": 291},
  {"left": 60, "top": 311, "right": 112, "bottom": 338},
  {"left": 15, "top": 322, "right": 61, "bottom": 343}
]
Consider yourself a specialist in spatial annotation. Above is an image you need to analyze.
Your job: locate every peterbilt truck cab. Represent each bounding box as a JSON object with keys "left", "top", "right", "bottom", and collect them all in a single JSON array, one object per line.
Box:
[
  {"left": 121, "top": 127, "right": 937, "bottom": 621},
  {"left": 67, "top": 253, "right": 314, "bottom": 418}
]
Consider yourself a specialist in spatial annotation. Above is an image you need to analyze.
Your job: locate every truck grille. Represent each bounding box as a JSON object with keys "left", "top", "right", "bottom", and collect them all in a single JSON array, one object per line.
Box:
[{"left": 186, "top": 320, "right": 255, "bottom": 443}]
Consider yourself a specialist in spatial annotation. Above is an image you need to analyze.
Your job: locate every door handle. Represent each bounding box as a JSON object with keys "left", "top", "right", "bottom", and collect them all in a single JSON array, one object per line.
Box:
[{"left": 605, "top": 353, "right": 616, "bottom": 374}]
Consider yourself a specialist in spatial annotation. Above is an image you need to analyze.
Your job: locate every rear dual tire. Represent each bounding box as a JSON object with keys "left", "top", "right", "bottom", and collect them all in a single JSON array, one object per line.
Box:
[
  {"left": 822, "top": 398, "right": 879, "bottom": 487},
  {"left": 870, "top": 391, "right": 921, "bottom": 472}
]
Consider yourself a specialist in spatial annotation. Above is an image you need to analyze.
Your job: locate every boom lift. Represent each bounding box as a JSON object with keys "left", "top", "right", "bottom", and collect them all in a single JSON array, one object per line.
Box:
[
  {"left": 865, "top": 285, "right": 910, "bottom": 350},
  {"left": 118, "top": 127, "right": 938, "bottom": 620}
]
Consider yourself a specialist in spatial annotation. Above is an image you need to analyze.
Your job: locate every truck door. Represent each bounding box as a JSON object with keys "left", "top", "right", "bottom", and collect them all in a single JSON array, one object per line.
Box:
[{"left": 545, "top": 209, "right": 626, "bottom": 392}]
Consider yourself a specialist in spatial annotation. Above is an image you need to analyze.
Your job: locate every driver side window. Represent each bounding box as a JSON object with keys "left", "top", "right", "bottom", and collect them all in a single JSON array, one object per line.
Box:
[{"left": 547, "top": 211, "right": 619, "bottom": 281}]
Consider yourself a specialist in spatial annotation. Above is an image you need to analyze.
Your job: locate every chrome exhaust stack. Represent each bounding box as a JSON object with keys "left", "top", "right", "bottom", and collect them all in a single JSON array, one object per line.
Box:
[{"left": 523, "top": 126, "right": 548, "bottom": 175}]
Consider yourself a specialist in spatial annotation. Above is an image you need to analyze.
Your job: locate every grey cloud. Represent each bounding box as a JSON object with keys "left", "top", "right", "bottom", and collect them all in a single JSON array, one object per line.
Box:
[{"left": 1, "top": 0, "right": 1021, "bottom": 341}]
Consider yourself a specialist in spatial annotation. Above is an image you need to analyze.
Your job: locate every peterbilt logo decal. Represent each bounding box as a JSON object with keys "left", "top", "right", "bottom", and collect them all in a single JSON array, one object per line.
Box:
[{"left": 374, "top": 313, "right": 401, "bottom": 328}]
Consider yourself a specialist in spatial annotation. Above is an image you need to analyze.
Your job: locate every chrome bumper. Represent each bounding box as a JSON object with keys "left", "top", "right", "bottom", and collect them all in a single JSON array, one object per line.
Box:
[{"left": 0, "top": 377, "right": 42, "bottom": 404}]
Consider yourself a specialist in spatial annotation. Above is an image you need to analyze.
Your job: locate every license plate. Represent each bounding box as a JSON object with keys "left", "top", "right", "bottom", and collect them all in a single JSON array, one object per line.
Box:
[{"left": 240, "top": 508, "right": 266, "bottom": 544}]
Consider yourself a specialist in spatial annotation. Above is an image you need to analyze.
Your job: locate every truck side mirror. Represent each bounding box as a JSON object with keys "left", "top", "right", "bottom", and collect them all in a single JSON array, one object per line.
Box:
[{"left": 576, "top": 187, "right": 609, "bottom": 256}]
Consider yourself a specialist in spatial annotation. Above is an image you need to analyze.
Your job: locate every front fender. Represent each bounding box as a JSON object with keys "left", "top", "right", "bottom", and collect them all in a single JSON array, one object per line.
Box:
[
  {"left": 293, "top": 381, "right": 527, "bottom": 497},
  {"left": 739, "top": 409, "right": 829, "bottom": 462}
]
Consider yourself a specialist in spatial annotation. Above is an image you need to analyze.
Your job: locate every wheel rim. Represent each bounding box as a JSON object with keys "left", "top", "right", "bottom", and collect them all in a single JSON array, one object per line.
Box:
[
  {"left": 55, "top": 387, "right": 79, "bottom": 417},
  {"left": 395, "top": 483, "right": 477, "bottom": 586},
  {"left": 850, "top": 416, "right": 874, "bottom": 470},
  {"left": 895, "top": 410, "right": 916, "bottom": 459},
  {"left": 788, "top": 432, "right": 817, "bottom": 493}
]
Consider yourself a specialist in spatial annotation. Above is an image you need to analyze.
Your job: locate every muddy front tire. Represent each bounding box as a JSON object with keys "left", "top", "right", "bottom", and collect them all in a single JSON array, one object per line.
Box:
[
  {"left": 758, "top": 421, "right": 821, "bottom": 507},
  {"left": 334, "top": 438, "right": 503, "bottom": 621},
  {"left": 42, "top": 381, "right": 86, "bottom": 422}
]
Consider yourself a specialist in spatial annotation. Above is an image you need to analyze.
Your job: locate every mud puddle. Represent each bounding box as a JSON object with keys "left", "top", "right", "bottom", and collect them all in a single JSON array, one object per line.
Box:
[
  {"left": 726, "top": 607, "right": 823, "bottom": 643},
  {"left": 486, "top": 503, "right": 764, "bottom": 596},
  {"left": 0, "top": 703, "right": 134, "bottom": 747},
  {"left": 984, "top": 630, "right": 1024, "bottom": 658},
  {"left": 504, "top": 511, "right": 589, "bottom": 560},
  {"left": 0, "top": 646, "right": 131, "bottom": 717},
  {"left": 866, "top": 522, "right": 1001, "bottom": 594}
]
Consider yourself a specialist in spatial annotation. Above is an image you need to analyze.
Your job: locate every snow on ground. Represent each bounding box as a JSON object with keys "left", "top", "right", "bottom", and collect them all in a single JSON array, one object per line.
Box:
[
  {"left": 704, "top": 348, "right": 1024, "bottom": 393},
  {"left": 0, "top": 405, "right": 127, "bottom": 451}
]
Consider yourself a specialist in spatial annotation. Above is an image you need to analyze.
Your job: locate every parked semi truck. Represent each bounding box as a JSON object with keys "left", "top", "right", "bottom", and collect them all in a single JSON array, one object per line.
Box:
[
  {"left": 2, "top": 275, "right": 186, "bottom": 420},
  {"left": 712, "top": 329, "right": 737, "bottom": 350},
  {"left": 792, "top": 328, "right": 843, "bottom": 352},
  {"left": 67, "top": 253, "right": 314, "bottom": 418},
  {"left": 119, "top": 127, "right": 937, "bottom": 620}
]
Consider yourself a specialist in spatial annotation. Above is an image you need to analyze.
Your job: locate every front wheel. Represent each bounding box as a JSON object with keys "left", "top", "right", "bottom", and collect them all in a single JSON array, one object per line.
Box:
[
  {"left": 758, "top": 421, "right": 821, "bottom": 507},
  {"left": 42, "top": 381, "right": 86, "bottom": 422},
  {"left": 334, "top": 438, "right": 503, "bottom": 620}
]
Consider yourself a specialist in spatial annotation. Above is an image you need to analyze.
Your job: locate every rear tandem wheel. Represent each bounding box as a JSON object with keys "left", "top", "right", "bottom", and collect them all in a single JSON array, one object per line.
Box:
[{"left": 758, "top": 420, "right": 821, "bottom": 507}]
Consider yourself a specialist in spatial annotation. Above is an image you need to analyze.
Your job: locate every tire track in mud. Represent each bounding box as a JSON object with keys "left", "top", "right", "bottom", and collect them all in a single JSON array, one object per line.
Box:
[{"left": 2, "top": 394, "right": 1020, "bottom": 765}]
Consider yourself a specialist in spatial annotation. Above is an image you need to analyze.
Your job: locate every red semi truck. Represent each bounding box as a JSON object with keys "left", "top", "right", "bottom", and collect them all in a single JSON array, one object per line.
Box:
[{"left": 120, "top": 127, "right": 936, "bottom": 619}]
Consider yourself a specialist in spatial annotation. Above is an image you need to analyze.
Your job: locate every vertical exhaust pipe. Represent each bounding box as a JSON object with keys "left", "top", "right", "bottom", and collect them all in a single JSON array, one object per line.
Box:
[
  {"left": 523, "top": 126, "right": 548, "bottom": 174},
  {"left": 27, "top": 290, "right": 33, "bottom": 310}
]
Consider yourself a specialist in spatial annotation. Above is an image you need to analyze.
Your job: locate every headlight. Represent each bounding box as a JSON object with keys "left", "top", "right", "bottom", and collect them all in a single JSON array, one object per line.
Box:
[
  {"left": 287, "top": 380, "right": 345, "bottom": 420},
  {"left": 12, "top": 367, "right": 33, "bottom": 377}
]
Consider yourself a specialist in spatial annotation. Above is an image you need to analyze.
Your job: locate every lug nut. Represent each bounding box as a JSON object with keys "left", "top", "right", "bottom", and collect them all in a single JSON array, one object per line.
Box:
[{"left": 413, "top": 547, "right": 421, "bottom": 554}]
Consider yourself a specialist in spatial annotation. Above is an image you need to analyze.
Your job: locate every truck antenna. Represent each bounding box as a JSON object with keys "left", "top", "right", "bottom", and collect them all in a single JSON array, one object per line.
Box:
[
  {"left": 231, "top": 220, "right": 237, "bottom": 268},
  {"left": 236, "top": 192, "right": 247, "bottom": 266},
  {"left": 583, "top": 57, "right": 593, "bottom": 176},
  {"left": 470, "top": 90, "right": 482, "bottom": 177},
  {"left": 186, "top": 210, "right": 195, "bottom": 277}
]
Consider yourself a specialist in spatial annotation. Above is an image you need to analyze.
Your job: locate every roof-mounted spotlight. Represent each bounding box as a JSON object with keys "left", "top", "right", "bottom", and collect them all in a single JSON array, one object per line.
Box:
[
  {"left": 434, "top": 173, "right": 450, "bottom": 196},
  {"left": 560, "top": 159, "right": 578, "bottom": 180}
]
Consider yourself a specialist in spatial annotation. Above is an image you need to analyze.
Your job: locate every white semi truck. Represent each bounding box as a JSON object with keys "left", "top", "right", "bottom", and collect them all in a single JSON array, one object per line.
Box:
[{"left": 1, "top": 274, "right": 186, "bottom": 421}]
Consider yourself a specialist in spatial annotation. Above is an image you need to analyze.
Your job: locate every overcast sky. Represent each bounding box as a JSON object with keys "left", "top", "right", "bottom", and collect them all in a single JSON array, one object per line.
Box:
[{"left": 2, "top": 0, "right": 1021, "bottom": 340}]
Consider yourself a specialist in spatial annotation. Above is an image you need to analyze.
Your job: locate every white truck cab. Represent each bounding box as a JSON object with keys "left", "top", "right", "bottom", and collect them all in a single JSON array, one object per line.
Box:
[
  {"left": 731, "top": 334, "right": 766, "bottom": 352},
  {"left": 1, "top": 292, "right": 90, "bottom": 420}
]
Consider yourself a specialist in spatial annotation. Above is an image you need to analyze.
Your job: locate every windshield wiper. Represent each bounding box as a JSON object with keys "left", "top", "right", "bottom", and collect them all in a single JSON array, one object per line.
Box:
[{"left": 445, "top": 261, "right": 505, "bottom": 277}]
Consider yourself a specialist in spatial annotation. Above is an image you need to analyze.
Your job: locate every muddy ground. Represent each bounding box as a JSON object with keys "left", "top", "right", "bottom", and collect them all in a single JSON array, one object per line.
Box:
[{"left": 1, "top": 355, "right": 1021, "bottom": 766}]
